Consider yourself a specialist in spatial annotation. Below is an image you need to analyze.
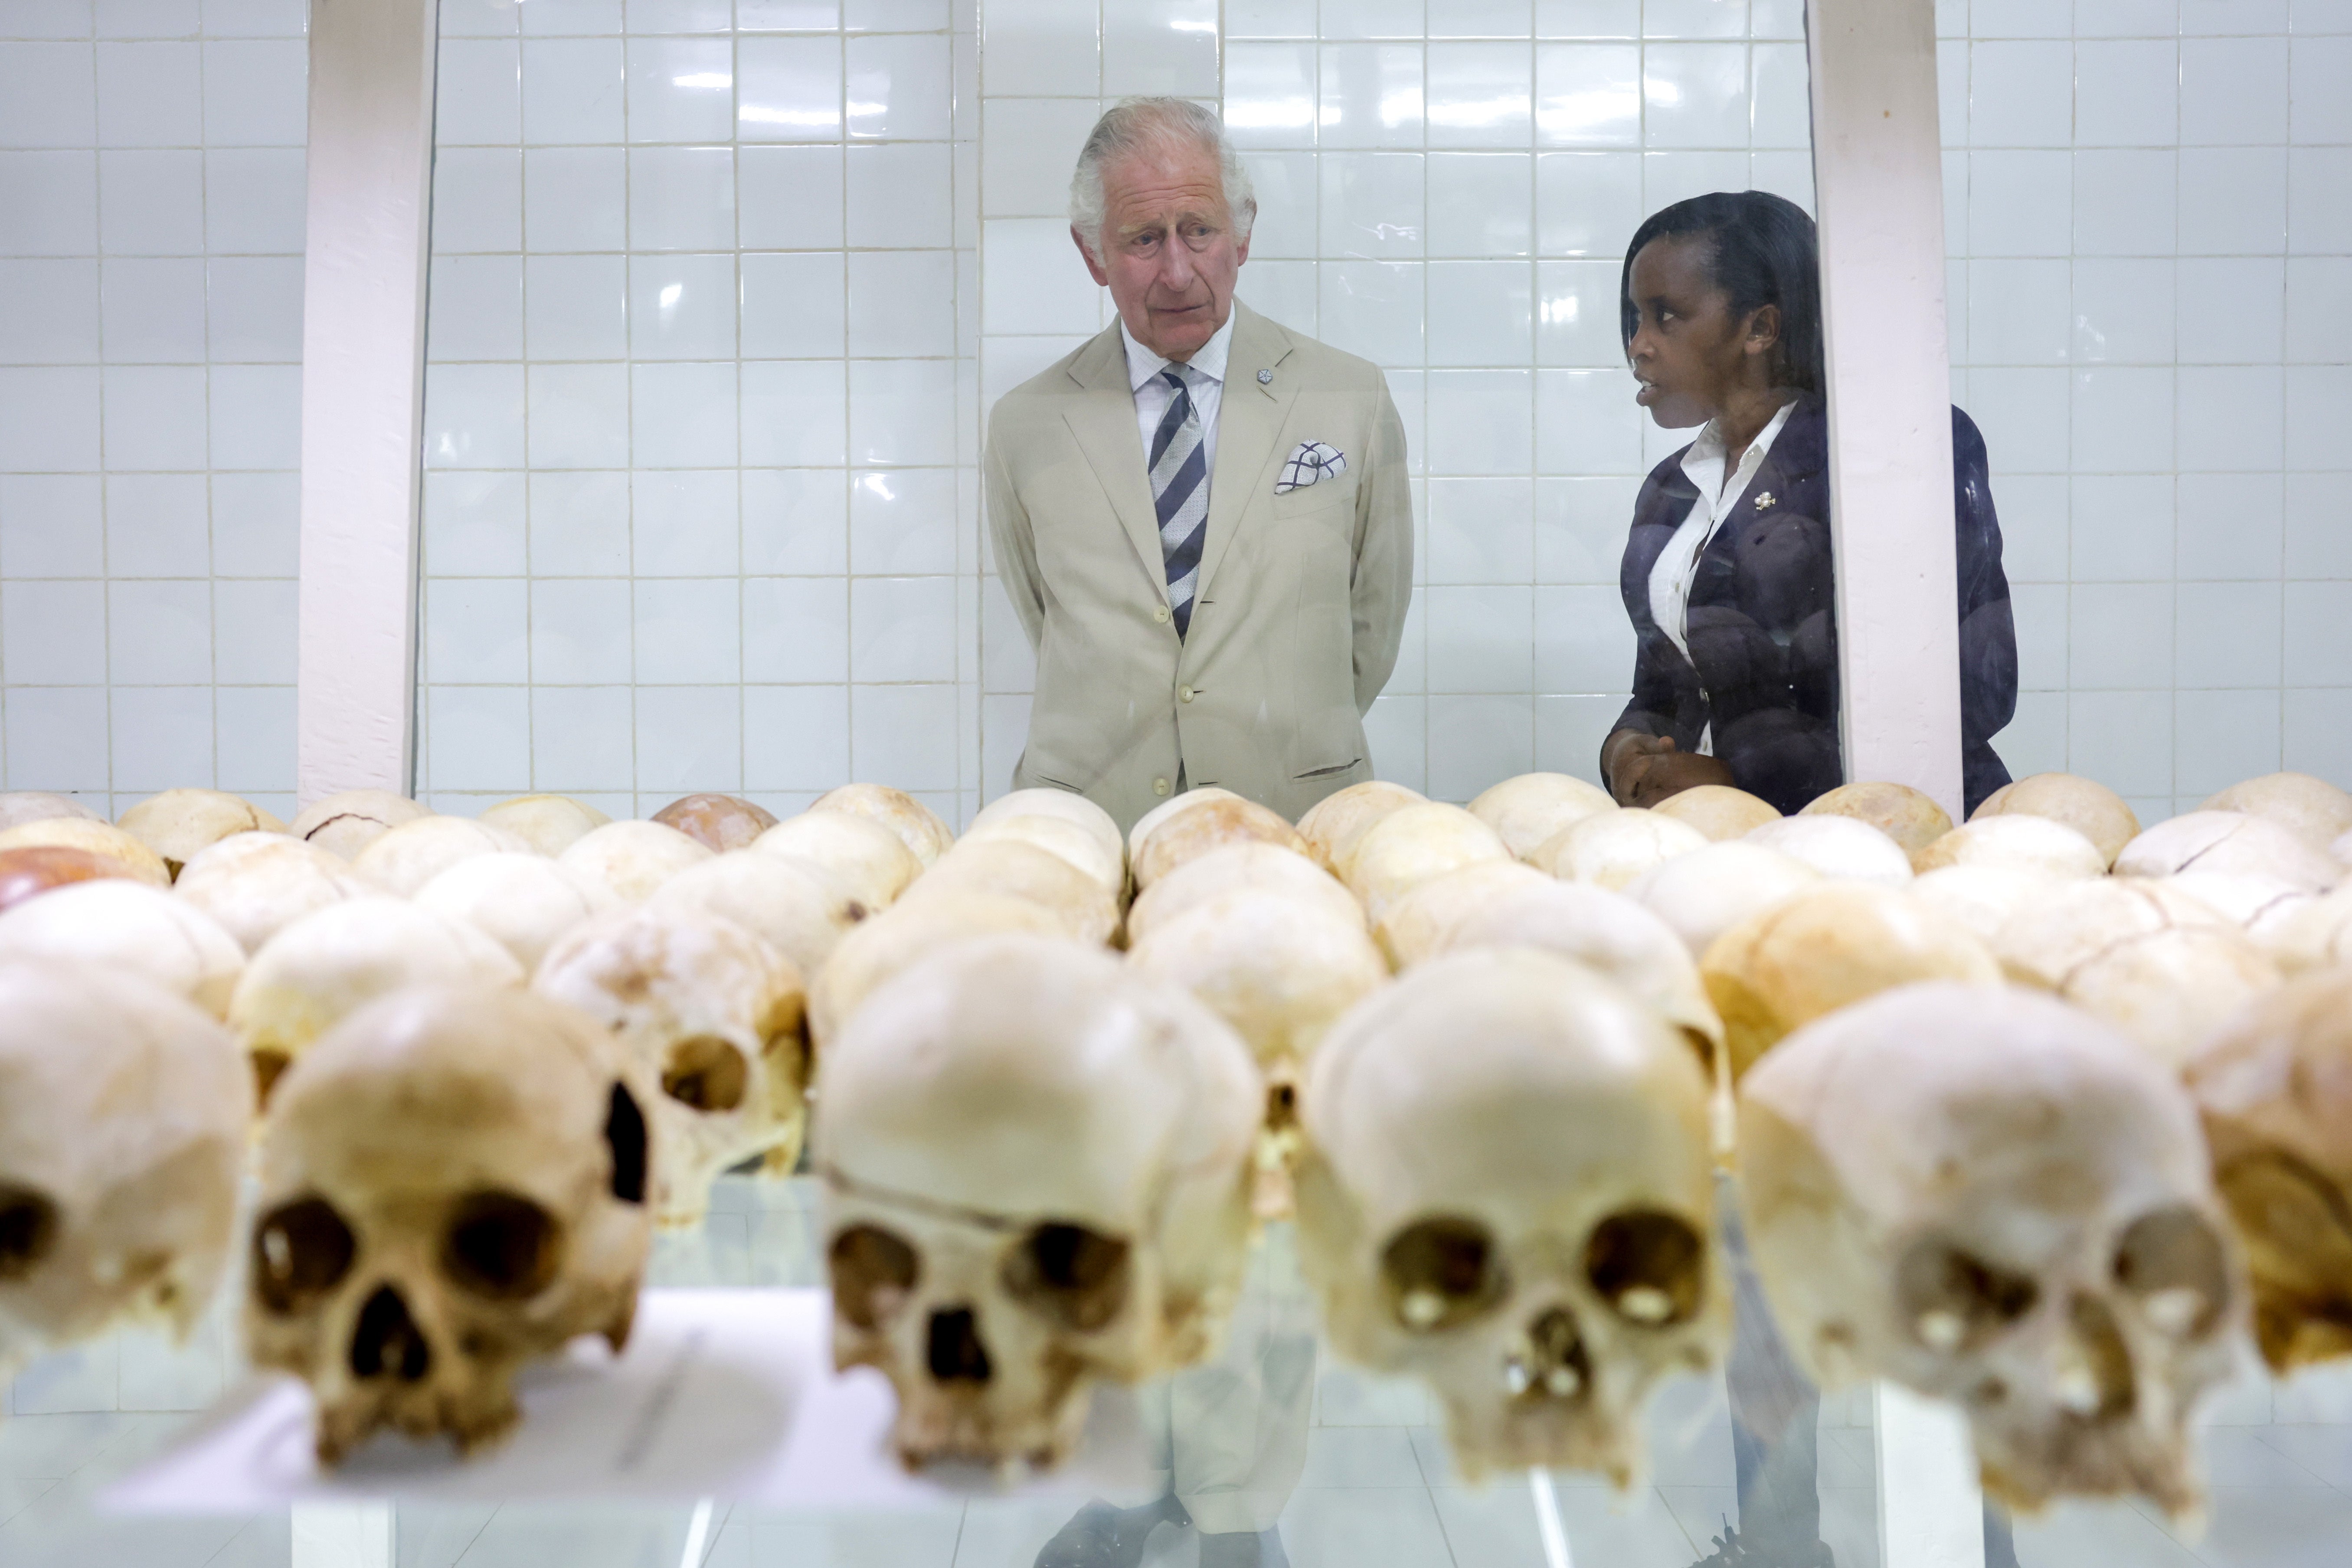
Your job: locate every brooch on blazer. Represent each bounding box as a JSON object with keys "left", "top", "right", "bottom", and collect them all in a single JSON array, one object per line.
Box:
[
  {"left": 1276, "top": 442, "right": 1346, "bottom": 494},
  {"left": 1754, "top": 491, "right": 1776, "bottom": 509}
]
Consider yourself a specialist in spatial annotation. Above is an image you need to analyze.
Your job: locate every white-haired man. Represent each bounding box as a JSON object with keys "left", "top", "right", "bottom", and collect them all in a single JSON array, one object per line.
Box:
[{"left": 986, "top": 97, "right": 1413, "bottom": 835}]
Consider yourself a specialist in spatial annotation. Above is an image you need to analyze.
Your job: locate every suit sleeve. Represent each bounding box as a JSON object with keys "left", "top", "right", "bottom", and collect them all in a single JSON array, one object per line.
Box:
[
  {"left": 1350, "top": 376, "right": 1415, "bottom": 714},
  {"left": 1608, "top": 468, "right": 1685, "bottom": 749},
  {"left": 985, "top": 412, "right": 1046, "bottom": 650},
  {"left": 1952, "top": 407, "right": 2017, "bottom": 814}
]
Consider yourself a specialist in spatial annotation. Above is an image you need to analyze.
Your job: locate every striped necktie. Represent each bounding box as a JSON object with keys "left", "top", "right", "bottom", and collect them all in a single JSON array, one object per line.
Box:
[{"left": 1149, "top": 365, "right": 1210, "bottom": 638}]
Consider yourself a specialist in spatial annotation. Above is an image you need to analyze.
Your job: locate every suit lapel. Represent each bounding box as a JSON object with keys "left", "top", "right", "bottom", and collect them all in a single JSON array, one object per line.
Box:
[
  {"left": 1060, "top": 324, "right": 1172, "bottom": 603},
  {"left": 1195, "top": 302, "right": 1299, "bottom": 607}
]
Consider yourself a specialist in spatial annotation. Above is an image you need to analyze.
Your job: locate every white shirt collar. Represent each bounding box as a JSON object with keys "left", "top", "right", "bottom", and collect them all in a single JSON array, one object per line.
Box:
[
  {"left": 1680, "top": 397, "right": 1799, "bottom": 506},
  {"left": 1121, "top": 311, "right": 1235, "bottom": 393}
]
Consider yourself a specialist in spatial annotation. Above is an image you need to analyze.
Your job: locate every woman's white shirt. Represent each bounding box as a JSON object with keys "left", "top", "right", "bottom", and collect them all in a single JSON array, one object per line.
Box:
[{"left": 1644, "top": 397, "right": 1799, "bottom": 753}]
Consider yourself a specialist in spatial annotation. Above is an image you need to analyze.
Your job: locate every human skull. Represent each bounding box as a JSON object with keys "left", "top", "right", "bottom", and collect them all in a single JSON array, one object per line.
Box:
[
  {"left": 808, "top": 894, "right": 1067, "bottom": 1056},
  {"left": 1125, "top": 841, "right": 1364, "bottom": 946},
  {"left": 1341, "top": 803, "right": 1511, "bottom": 926},
  {"left": 0, "top": 881, "right": 244, "bottom": 1018},
  {"left": 289, "top": 790, "right": 432, "bottom": 860},
  {"left": 1126, "top": 787, "right": 1243, "bottom": 862},
  {"left": 818, "top": 934, "right": 1261, "bottom": 1470},
  {"left": 245, "top": 984, "right": 654, "bottom": 1463},
  {"left": 0, "top": 964, "right": 246, "bottom": 1386},
  {"left": 1652, "top": 785, "right": 1781, "bottom": 841},
  {"left": 651, "top": 792, "right": 780, "bottom": 853},
  {"left": 1990, "top": 879, "right": 2280, "bottom": 1070},
  {"left": 1467, "top": 773, "right": 1616, "bottom": 861},
  {"left": 1295, "top": 781, "right": 1426, "bottom": 876},
  {"left": 1627, "top": 841, "right": 1822, "bottom": 959},
  {"left": 2116, "top": 812, "right": 2341, "bottom": 894},
  {"left": 230, "top": 897, "right": 523, "bottom": 1104},
  {"left": 0, "top": 791, "right": 101, "bottom": 831},
  {"left": 752, "top": 812, "right": 922, "bottom": 912},
  {"left": 1738, "top": 983, "right": 2246, "bottom": 1518},
  {"left": 0, "top": 818, "right": 169, "bottom": 886},
  {"left": 810, "top": 783, "right": 955, "bottom": 867},
  {"left": 2159, "top": 872, "right": 2316, "bottom": 944},
  {"left": 1531, "top": 808, "right": 1708, "bottom": 891},
  {"left": 898, "top": 838, "right": 1121, "bottom": 946},
  {"left": 414, "top": 852, "right": 620, "bottom": 975},
  {"left": 478, "top": 794, "right": 612, "bottom": 858},
  {"left": 1129, "top": 792, "right": 1308, "bottom": 890},
  {"left": 2184, "top": 969, "right": 2352, "bottom": 1373},
  {"left": 959, "top": 813, "right": 1125, "bottom": 898},
  {"left": 1971, "top": 773, "right": 2139, "bottom": 867},
  {"left": 1744, "top": 815, "right": 1912, "bottom": 886},
  {"left": 1703, "top": 884, "right": 2001, "bottom": 1081},
  {"left": 1908, "top": 865, "right": 2064, "bottom": 949},
  {"left": 559, "top": 820, "right": 715, "bottom": 903},
  {"left": 1799, "top": 781, "right": 1953, "bottom": 858},
  {"left": 1295, "top": 948, "right": 1723, "bottom": 1484},
  {"left": 116, "top": 789, "right": 289, "bottom": 878},
  {"left": 1910, "top": 815, "right": 2107, "bottom": 880},
  {"left": 173, "top": 832, "right": 378, "bottom": 956},
  {"left": 0, "top": 845, "right": 129, "bottom": 915},
  {"left": 649, "top": 850, "right": 870, "bottom": 980},
  {"left": 351, "top": 815, "right": 535, "bottom": 898},
  {"left": 2201, "top": 773, "right": 2352, "bottom": 855},
  {"left": 1371, "top": 858, "right": 1551, "bottom": 969},
  {"left": 535, "top": 905, "right": 807, "bottom": 1227},
  {"left": 969, "top": 789, "right": 1123, "bottom": 877}
]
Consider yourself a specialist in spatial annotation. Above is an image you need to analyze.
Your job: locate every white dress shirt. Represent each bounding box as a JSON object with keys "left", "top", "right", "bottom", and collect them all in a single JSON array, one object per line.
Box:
[
  {"left": 1645, "top": 397, "right": 1798, "bottom": 752},
  {"left": 1122, "top": 312, "right": 1233, "bottom": 491}
]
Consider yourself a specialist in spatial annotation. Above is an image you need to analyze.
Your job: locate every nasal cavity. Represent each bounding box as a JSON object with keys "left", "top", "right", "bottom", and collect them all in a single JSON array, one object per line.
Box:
[
  {"left": 348, "top": 1284, "right": 432, "bottom": 1383},
  {"left": 926, "top": 1306, "right": 993, "bottom": 1384}
]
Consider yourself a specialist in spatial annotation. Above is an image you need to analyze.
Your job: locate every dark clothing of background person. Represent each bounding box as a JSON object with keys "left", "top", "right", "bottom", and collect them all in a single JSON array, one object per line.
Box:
[{"left": 1606, "top": 396, "right": 2017, "bottom": 817}]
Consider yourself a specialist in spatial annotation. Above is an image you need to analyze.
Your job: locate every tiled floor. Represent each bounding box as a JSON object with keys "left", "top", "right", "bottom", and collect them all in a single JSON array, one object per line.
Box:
[{"left": 7, "top": 1177, "right": 2352, "bottom": 1567}]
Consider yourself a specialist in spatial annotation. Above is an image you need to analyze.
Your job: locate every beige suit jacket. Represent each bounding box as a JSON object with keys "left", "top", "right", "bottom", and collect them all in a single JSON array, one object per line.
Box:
[{"left": 986, "top": 301, "right": 1413, "bottom": 833}]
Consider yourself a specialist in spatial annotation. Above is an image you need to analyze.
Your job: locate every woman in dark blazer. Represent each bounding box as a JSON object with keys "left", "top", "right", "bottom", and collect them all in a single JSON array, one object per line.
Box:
[{"left": 1599, "top": 191, "right": 2017, "bottom": 818}]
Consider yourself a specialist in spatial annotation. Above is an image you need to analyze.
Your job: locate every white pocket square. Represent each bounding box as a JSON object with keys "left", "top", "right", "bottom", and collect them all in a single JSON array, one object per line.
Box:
[{"left": 1274, "top": 441, "right": 1346, "bottom": 494}]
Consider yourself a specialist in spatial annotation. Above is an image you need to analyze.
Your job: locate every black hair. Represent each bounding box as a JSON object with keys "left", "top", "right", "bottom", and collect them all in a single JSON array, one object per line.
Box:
[{"left": 1618, "top": 191, "right": 1824, "bottom": 394}]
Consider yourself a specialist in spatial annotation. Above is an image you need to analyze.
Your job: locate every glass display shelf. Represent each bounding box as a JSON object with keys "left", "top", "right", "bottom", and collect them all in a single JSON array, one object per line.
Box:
[{"left": 5, "top": 1173, "right": 2350, "bottom": 1568}]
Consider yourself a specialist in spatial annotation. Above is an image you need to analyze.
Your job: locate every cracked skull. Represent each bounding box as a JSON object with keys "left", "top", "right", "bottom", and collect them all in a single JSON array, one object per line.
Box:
[
  {"left": 817, "top": 933, "right": 1261, "bottom": 1471},
  {"left": 1293, "top": 948, "right": 1724, "bottom": 1485},
  {"left": 1738, "top": 983, "right": 2247, "bottom": 1519},
  {"left": 245, "top": 983, "right": 655, "bottom": 1463}
]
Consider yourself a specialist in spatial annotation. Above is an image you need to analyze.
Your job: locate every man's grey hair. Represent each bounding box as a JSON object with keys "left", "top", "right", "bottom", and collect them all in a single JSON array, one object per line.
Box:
[{"left": 1069, "top": 97, "right": 1257, "bottom": 263}]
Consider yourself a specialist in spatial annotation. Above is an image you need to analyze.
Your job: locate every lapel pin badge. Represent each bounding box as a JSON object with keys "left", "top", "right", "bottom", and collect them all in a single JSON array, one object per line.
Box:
[
  {"left": 1257, "top": 368, "right": 1273, "bottom": 384},
  {"left": 1754, "top": 491, "right": 1776, "bottom": 509}
]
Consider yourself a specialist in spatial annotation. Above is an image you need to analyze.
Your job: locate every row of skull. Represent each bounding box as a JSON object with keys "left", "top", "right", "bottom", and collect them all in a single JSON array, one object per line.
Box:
[{"left": 1, "top": 766, "right": 2350, "bottom": 1516}]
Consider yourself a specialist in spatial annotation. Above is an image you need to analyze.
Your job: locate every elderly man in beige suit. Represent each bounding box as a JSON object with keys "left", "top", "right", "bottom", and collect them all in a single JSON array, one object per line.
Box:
[{"left": 986, "top": 97, "right": 1413, "bottom": 836}]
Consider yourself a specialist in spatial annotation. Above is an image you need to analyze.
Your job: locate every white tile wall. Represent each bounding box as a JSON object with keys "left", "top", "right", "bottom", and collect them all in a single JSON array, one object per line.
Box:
[
  {"left": 418, "top": 0, "right": 981, "bottom": 824},
  {"left": 0, "top": 0, "right": 306, "bottom": 819},
  {"left": 1945, "top": 0, "right": 2352, "bottom": 822}
]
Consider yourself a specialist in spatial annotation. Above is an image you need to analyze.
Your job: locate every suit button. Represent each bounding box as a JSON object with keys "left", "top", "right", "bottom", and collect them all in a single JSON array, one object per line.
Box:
[
  {"left": 1154, "top": 605, "right": 1171, "bottom": 624},
  {"left": 1153, "top": 777, "right": 1171, "bottom": 797},
  {"left": 1178, "top": 685, "right": 1194, "bottom": 703}
]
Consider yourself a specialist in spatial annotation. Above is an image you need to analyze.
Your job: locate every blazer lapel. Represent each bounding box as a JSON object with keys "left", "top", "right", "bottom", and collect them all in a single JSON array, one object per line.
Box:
[
  {"left": 1060, "top": 324, "right": 1172, "bottom": 603},
  {"left": 1194, "top": 301, "right": 1299, "bottom": 607}
]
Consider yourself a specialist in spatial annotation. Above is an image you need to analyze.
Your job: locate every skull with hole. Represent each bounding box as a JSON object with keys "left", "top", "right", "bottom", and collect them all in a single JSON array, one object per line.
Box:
[
  {"left": 0, "top": 963, "right": 247, "bottom": 1388},
  {"left": 288, "top": 790, "right": 432, "bottom": 861},
  {"left": 1295, "top": 780, "right": 1426, "bottom": 877},
  {"left": 1972, "top": 773, "right": 2140, "bottom": 867},
  {"left": 534, "top": 904, "right": 808, "bottom": 1226},
  {"left": 1294, "top": 948, "right": 1723, "bottom": 1484},
  {"left": 1799, "top": 781, "right": 1953, "bottom": 858},
  {"left": 818, "top": 933, "right": 1262, "bottom": 1470},
  {"left": 810, "top": 783, "right": 955, "bottom": 867},
  {"left": 478, "top": 794, "right": 612, "bottom": 858},
  {"left": 230, "top": 897, "right": 524, "bottom": 1106},
  {"left": 245, "top": 984, "right": 654, "bottom": 1463},
  {"left": 2184, "top": 969, "right": 2352, "bottom": 1374},
  {"left": 116, "top": 788, "right": 288, "bottom": 879},
  {"left": 651, "top": 793, "right": 781, "bottom": 854},
  {"left": 1466, "top": 773, "right": 1616, "bottom": 861},
  {"left": 1739, "top": 983, "right": 2247, "bottom": 1518},
  {"left": 173, "top": 832, "right": 379, "bottom": 957}
]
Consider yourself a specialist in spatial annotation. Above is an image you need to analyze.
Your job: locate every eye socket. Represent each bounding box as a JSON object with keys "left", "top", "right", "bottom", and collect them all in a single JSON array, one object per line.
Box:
[
  {"left": 1896, "top": 1237, "right": 2041, "bottom": 1355},
  {"left": 605, "top": 1083, "right": 648, "bottom": 1204},
  {"left": 441, "top": 1191, "right": 562, "bottom": 1300},
  {"left": 2113, "top": 1204, "right": 2231, "bottom": 1339},
  {"left": 0, "top": 1183, "right": 59, "bottom": 1283},
  {"left": 1585, "top": 1208, "right": 1707, "bottom": 1328},
  {"left": 253, "top": 1196, "right": 357, "bottom": 1315},
  {"left": 1002, "top": 1222, "right": 1132, "bottom": 1334},
  {"left": 1380, "top": 1215, "right": 1508, "bottom": 1335},
  {"left": 661, "top": 1035, "right": 748, "bottom": 1112},
  {"left": 830, "top": 1224, "right": 920, "bottom": 1331}
]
